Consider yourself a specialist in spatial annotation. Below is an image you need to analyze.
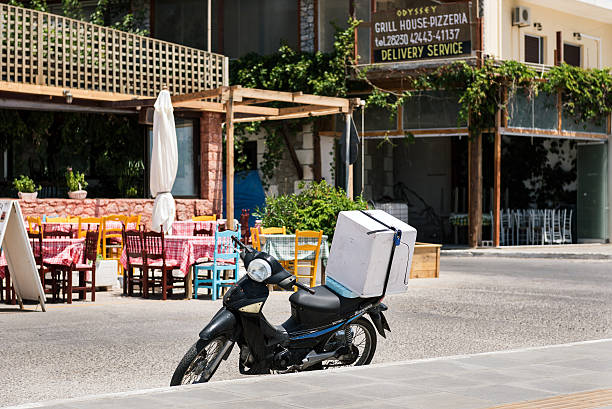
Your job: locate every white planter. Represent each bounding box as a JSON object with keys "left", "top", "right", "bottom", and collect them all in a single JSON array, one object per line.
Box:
[
  {"left": 68, "top": 190, "right": 87, "bottom": 200},
  {"left": 95, "top": 259, "right": 119, "bottom": 288},
  {"left": 18, "top": 191, "right": 38, "bottom": 201}
]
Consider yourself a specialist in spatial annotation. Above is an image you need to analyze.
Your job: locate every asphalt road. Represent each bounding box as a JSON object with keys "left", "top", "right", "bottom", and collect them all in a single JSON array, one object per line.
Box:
[{"left": 1, "top": 257, "right": 611, "bottom": 407}]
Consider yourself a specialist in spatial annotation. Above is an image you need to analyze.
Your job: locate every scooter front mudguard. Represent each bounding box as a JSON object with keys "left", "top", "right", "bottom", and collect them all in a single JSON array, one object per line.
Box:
[{"left": 199, "top": 307, "right": 240, "bottom": 343}]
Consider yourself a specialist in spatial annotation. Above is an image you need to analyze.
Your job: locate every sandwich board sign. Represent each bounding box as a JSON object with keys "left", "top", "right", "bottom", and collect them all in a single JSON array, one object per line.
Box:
[{"left": 0, "top": 200, "right": 46, "bottom": 311}]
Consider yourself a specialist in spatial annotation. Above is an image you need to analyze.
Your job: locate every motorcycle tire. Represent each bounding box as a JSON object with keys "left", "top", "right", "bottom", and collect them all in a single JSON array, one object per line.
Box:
[
  {"left": 322, "top": 317, "right": 377, "bottom": 368},
  {"left": 170, "top": 336, "right": 227, "bottom": 386}
]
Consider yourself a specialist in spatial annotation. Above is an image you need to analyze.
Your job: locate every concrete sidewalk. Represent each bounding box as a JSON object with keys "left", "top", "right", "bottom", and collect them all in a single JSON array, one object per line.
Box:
[
  {"left": 441, "top": 244, "right": 612, "bottom": 260},
  {"left": 9, "top": 339, "right": 612, "bottom": 409}
]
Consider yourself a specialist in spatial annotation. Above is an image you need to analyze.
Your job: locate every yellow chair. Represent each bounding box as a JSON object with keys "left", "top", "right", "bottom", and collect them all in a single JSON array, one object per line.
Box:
[
  {"left": 125, "top": 215, "right": 142, "bottom": 231},
  {"left": 250, "top": 227, "right": 261, "bottom": 251},
  {"left": 289, "top": 230, "right": 323, "bottom": 288},
  {"left": 193, "top": 215, "right": 216, "bottom": 222},
  {"left": 45, "top": 216, "right": 69, "bottom": 223},
  {"left": 102, "top": 215, "right": 127, "bottom": 275},
  {"left": 78, "top": 217, "right": 102, "bottom": 254},
  {"left": 27, "top": 216, "right": 42, "bottom": 233},
  {"left": 261, "top": 226, "right": 287, "bottom": 235}
]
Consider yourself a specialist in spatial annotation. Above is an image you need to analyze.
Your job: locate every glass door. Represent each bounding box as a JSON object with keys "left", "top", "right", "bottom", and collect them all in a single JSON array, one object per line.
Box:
[{"left": 577, "top": 142, "right": 608, "bottom": 242}]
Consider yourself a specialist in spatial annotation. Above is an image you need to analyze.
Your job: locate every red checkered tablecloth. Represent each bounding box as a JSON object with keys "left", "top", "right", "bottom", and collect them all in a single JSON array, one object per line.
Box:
[
  {"left": 120, "top": 235, "right": 232, "bottom": 277},
  {"left": 170, "top": 221, "right": 218, "bottom": 236},
  {"left": 0, "top": 238, "right": 84, "bottom": 277},
  {"left": 41, "top": 221, "right": 135, "bottom": 236}
]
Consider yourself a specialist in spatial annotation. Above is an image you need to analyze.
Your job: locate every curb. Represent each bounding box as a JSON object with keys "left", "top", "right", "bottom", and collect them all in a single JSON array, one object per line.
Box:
[{"left": 440, "top": 250, "right": 612, "bottom": 260}]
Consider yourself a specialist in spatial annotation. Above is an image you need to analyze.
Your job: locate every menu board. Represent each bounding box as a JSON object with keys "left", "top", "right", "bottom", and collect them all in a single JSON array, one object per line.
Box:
[{"left": 372, "top": 2, "right": 472, "bottom": 63}]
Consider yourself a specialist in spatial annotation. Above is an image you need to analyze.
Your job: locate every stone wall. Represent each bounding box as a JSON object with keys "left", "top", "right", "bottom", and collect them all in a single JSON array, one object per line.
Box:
[
  {"left": 300, "top": 0, "right": 316, "bottom": 52},
  {"left": 199, "top": 111, "right": 224, "bottom": 215},
  {"left": 16, "top": 198, "right": 212, "bottom": 228}
]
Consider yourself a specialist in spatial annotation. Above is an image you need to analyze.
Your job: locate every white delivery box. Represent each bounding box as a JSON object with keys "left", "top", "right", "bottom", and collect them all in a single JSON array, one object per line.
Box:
[{"left": 326, "top": 210, "right": 417, "bottom": 297}]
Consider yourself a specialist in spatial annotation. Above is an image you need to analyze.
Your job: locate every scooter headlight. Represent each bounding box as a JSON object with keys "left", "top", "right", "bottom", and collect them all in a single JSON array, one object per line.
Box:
[{"left": 247, "top": 258, "right": 272, "bottom": 282}]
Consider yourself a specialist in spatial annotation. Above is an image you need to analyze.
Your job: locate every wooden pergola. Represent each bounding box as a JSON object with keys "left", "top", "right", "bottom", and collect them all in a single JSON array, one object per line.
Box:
[{"left": 107, "top": 85, "right": 362, "bottom": 229}]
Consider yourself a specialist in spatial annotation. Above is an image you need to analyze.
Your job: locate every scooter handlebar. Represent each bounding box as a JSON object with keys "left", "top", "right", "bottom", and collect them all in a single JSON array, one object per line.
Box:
[{"left": 294, "top": 280, "right": 316, "bottom": 294}]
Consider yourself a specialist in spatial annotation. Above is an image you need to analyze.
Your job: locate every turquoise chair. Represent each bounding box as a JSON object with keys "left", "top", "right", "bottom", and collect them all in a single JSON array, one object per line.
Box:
[{"left": 193, "top": 229, "right": 240, "bottom": 300}]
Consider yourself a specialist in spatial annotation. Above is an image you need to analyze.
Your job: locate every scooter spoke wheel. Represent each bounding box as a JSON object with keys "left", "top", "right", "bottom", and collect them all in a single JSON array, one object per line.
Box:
[
  {"left": 170, "top": 337, "right": 227, "bottom": 386},
  {"left": 322, "top": 317, "right": 377, "bottom": 368}
]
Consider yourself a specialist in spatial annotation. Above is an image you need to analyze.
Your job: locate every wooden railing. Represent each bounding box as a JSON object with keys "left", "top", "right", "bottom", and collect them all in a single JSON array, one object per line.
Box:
[{"left": 0, "top": 4, "right": 228, "bottom": 97}]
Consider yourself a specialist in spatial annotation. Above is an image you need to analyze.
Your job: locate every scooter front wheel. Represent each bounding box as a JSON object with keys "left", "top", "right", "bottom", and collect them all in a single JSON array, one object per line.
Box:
[{"left": 170, "top": 336, "right": 229, "bottom": 386}]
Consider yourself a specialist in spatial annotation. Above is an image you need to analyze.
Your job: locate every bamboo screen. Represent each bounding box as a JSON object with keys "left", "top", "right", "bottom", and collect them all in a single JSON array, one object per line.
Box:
[{"left": 0, "top": 4, "right": 227, "bottom": 97}]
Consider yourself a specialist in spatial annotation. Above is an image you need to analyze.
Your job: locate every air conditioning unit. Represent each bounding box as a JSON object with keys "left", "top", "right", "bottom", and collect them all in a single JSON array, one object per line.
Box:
[{"left": 512, "top": 6, "right": 531, "bottom": 27}]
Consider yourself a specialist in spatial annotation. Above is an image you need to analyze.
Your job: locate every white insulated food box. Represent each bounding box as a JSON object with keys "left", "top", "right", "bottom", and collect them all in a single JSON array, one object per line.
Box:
[{"left": 326, "top": 210, "right": 417, "bottom": 297}]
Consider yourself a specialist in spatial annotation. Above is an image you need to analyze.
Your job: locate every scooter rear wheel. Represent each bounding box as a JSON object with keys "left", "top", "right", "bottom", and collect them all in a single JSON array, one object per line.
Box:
[
  {"left": 321, "top": 317, "right": 377, "bottom": 368},
  {"left": 170, "top": 336, "right": 227, "bottom": 386}
]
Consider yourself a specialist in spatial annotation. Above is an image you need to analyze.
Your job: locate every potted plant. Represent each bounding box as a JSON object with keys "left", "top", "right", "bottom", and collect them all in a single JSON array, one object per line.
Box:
[
  {"left": 65, "top": 167, "right": 88, "bottom": 199},
  {"left": 13, "top": 175, "right": 41, "bottom": 201}
]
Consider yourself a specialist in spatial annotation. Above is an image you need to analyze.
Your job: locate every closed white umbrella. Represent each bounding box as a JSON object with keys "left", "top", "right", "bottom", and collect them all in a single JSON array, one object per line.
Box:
[{"left": 150, "top": 90, "right": 178, "bottom": 233}]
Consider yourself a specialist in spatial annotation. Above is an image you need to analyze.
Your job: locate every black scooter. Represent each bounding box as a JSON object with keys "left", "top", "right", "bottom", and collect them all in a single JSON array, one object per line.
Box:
[{"left": 170, "top": 236, "right": 392, "bottom": 385}]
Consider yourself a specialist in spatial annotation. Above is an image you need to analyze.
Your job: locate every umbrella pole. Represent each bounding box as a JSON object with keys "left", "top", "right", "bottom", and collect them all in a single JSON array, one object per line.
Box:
[{"left": 225, "top": 97, "right": 235, "bottom": 231}]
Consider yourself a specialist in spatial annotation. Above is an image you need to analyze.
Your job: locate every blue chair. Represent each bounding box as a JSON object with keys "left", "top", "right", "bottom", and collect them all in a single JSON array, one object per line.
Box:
[{"left": 193, "top": 229, "right": 240, "bottom": 300}]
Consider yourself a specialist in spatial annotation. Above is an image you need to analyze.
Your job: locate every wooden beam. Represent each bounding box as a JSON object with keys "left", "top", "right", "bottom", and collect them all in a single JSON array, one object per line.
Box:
[
  {"left": 468, "top": 131, "right": 482, "bottom": 248},
  {"left": 500, "top": 127, "right": 608, "bottom": 140},
  {"left": 0, "top": 81, "right": 136, "bottom": 102},
  {"left": 279, "top": 105, "right": 348, "bottom": 116},
  {"left": 493, "top": 107, "right": 501, "bottom": 247},
  {"left": 174, "top": 100, "right": 280, "bottom": 116},
  {"left": 232, "top": 86, "right": 350, "bottom": 109},
  {"left": 225, "top": 98, "right": 235, "bottom": 231},
  {"left": 170, "top": 87, "right": 227, "bottom": 103},
  {"left": 231, "top": 107, "right": 343, "bottom": 123}
]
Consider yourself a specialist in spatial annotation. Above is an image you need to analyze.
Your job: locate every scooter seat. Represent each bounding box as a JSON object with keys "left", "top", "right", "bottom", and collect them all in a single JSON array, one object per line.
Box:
[
  {"left": 290, "top": 285, "right": 340, "bottom": 313},
  {"left": 290, "top": 285, "right": 366, "bottom": 314}
]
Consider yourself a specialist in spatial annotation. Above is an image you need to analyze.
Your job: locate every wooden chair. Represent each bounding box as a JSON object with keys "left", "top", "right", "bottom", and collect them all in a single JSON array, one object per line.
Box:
[
  {"left": 71, "top": 228, "right": 99, "bottom": 302},
  {"left": 192, "top": 215, "right": 216, "bottom": 222},
  {"left": 250, "top": 227, "right": 261, "bottom": 251},
  {"left": 45, "top": 216, "right": 69, "bottom": 223},
  {"left": 122, "top": 227, "right": 145, "bottom": 297},
  {"left": 26, "top": 216, "right": 42, "bottom": 234},
  {"left": 194, "top": 230, "right": 240, "bottom": 300},
  {"left": 261, "top": 226, "right": 287, "bottom": 235},
  {"left": 288, "top": 230, "right": 323, "bottom": 288},
  {"left": 78, "top": 217, "right": 102, "bottom": 254},
  {"left": 193, "top": 226, "right": 214, "bottom": 236},
  {"left": 240, "top": 209, "right": 250, "bottom": 244},
  {"left": 142, "top": 229, "right": 183, "bottom": 300},
  {"left": 125, "top": 215, "right": 142, "bottom": 231},
  {"left": 43, "top": 224, "right": 73, "bottom": 238},
  {"left": 102, "top": 215, "right": 127, "bottom": 275}
]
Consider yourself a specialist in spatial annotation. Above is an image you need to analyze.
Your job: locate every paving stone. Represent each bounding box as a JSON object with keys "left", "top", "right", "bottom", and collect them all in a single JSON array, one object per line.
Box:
[
  {"left": 267, "top": 389, "right": 369, "bottom": 409},
  {"left": 510, "top": 377, "right": 604, "bottom": 394},
  {"left": 551, "top": 358, "right": 612, "bottom": 372},
  {"left": 345, "top": 381, "right": 430, "bottom": 400},
  {"left": 386, "top": 391, "right": 493, "bottom": 409},
  {"left": 451, "top": 384, "right": 555, "bottom": 405}
]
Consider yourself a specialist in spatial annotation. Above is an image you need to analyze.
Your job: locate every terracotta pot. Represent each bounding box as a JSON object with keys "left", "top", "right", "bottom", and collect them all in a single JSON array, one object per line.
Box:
[
  {"left": 18, "top": 191, "right": 38, "bottom": 201},
  {"left": 68, "top": 190, "right": 87, "bottom": 200}
]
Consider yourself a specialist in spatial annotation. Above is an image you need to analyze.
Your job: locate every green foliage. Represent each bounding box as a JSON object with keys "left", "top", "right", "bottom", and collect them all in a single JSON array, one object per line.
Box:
[
  {"left": 257, "top": 181, "right": 367, "bottom": 239},
  {"left": 65, "top": 167, "right": 88, "bottom": 192},
  {"left": 117, "top": 160, "right": 145, "bottom": 198},
  {"left": 356, "top": 59, "right": 610, "bottom": 137},
  {"left": 541, "top": 63, "right": 612, "bottom": 125},
  {"left": 8, "top": 0, "right": 48, "bottom": 11},
  {"left": 13, "top": 175, "right": 40, "bottom": 193}
]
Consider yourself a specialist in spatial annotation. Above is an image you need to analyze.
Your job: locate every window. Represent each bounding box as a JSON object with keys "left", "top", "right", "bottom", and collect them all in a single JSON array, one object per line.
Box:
[
  {"left": 319, "top": 0, "right": 350, "bottom": 53},
  {"left": 154, "top": 0, "right": 212, "bottom": 51},
  {"left": 148, "top": 117, "right": 198, "bottom": 197},
  {"left": 524, "top": 35, "right": 544, "bottom": 64},
  {"left": 564, "top": 43, "right": 581, "bottom": 67},
  {"left": 223, "top": 0, "right": 298, "bottom": 58}
]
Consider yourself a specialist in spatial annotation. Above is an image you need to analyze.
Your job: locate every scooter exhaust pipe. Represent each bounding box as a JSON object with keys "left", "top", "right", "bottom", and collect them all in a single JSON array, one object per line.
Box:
[{"left": 300, "top": 350, "right": 338, "bottom": 370}]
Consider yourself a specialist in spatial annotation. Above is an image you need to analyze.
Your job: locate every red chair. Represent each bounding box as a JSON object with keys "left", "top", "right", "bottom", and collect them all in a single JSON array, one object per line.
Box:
[
  {"left": 72, "top": 228, "right": 99, "bottom": 302},
  {"left": 123, "top": 227, "right": 146, "bottom": 297},
  {"left": 142, "top": 229, "right": 184, "bottom": 300}
]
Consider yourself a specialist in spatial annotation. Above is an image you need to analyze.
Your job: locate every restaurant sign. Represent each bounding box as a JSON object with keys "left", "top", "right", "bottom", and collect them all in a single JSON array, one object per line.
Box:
[{"left": 372, "top": 2, "right": 472, "bottom": 63}]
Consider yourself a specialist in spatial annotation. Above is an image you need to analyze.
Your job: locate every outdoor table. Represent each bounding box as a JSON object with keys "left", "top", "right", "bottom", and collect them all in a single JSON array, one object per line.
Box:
[
  {"left": 170, "top": 220, "right": 219, "bottom": 236},
  {"left": 0, "top": 237, "right": 85, "bottom": 291},
  {"left": 260, "top": 234, "right": 330, "bottom": 283},
  {"left": 119, "top": 235, "right": 232, "bottom": 298}
]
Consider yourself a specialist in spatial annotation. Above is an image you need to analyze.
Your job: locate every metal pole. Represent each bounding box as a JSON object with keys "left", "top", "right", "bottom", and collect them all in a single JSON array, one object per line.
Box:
[
  {"left": 345, "top": 113, "right": 351, "bottom": 198},
  {"left": 608, "top": 134, "right": 612, "bottom": 242},
  {"left": 207, "top": 0, "right": 212, "bottom": 52},
  {"left": 361, "top": 106, "right": 365, "bottom": 196}
]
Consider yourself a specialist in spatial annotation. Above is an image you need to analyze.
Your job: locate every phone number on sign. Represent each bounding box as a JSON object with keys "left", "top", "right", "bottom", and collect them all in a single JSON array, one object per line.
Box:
[{"left": 375, "top": 29, "right": 461, "bottom": 47}]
